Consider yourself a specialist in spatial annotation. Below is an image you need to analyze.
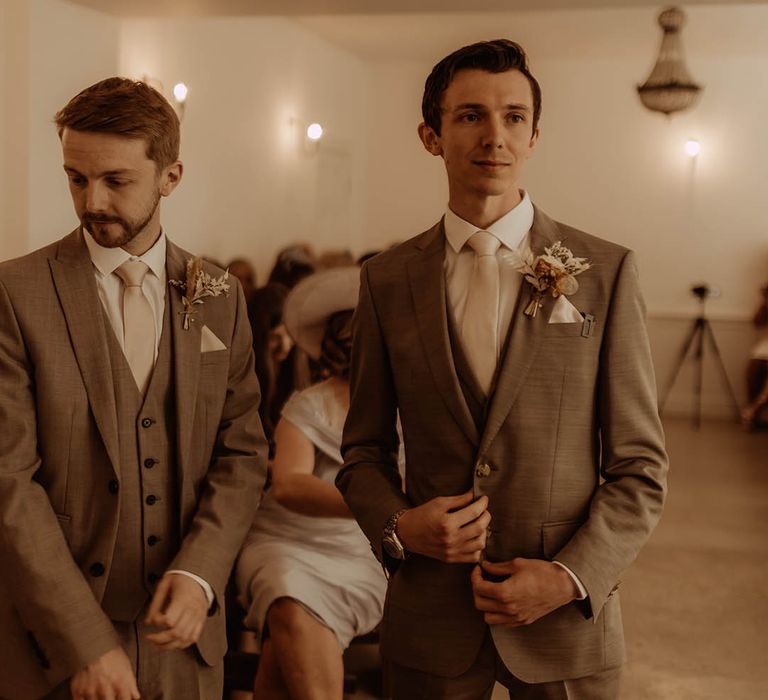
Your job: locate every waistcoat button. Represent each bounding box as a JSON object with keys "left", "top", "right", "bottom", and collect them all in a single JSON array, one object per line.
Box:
[
  {"left": 108, "top": 480, "right": 119, "bottom": 494},
  {"left": 89, "top": 562, "right": 105, "bottom": 577},
  {"left": 148, "top": 572, "right": 160, "bottom": 584},
  {"left": 143, "top": 458, "right": 157, "bottom": 469},
  {"left": 147, "top": 535, "right": 159, "bottom": 546},
  {"left": 145, "top": 494, "right": 158, "bottom": 506},
  {"left": 141, "top": 417, "right": 154, "bottom": 428}
]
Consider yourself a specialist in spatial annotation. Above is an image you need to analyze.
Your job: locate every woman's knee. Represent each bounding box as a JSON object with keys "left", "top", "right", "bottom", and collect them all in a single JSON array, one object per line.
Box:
[{"left": 266, "top": 597, "right": 317, "bottom": 636}]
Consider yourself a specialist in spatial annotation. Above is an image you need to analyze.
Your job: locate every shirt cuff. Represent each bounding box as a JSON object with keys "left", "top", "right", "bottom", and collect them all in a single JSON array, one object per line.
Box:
[
  {"left": 552, "top": 561, "right": 588, "bottom": 601},
  {"left": 166, "top": 570, "right": 215, "bottom": 609}
]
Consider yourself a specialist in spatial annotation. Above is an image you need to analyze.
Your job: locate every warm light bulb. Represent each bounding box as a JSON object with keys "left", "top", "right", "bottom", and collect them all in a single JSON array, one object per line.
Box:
[
  {"left": 173, "top": 83, "right": 188, "bottom": 103},
  {"left": 306, "top": 123, "right": 323, "bottom": 141},
  {"left": 684, "top": 139, "right": 701, "bottom": 157}
]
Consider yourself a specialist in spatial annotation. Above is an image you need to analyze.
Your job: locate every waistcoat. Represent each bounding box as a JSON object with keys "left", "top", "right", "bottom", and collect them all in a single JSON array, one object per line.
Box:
[{"left": 100, "top": 303, "right": 180, "bottom": 621}]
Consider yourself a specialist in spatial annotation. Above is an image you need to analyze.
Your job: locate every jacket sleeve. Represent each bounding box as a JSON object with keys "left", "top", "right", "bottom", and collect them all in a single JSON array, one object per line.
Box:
[
  {"left": 337, "top": 263, "right": 411, "bottom": 567},
  {"left": 168, "top": 281, "right": 269, "bottom": 605},
  {"left": 553, "top": 250, "right": 669, "bottom": 619},
  {"left": 0, "top": 277, "right": 122, "bottom": 687}
]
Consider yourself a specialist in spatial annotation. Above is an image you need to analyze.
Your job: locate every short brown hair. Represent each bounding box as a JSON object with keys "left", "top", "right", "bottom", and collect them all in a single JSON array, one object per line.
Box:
[
  {"left": 422, "top": 39, "right": 542, "bottom": 137},
  {"left": 54, "top": 77, "right": 180, "bottom": 169}
]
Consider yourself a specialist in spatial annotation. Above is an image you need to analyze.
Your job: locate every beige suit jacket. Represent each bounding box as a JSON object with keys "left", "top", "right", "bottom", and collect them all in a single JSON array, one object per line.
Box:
[
  {"left": 338, "top": 207, "right": 668, "bottom": 683},
  {"left": 0, "top": 229, "right": 268, "bottom": 699}
]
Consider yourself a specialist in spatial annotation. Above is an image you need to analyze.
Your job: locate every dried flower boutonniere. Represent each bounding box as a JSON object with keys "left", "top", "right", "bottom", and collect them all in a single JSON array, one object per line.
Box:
[
  {"left": 518, "top": 241, "right": 591, "bottom": 318},
  {"left": 169, "top": 257, "right": 230, "bottom": 330}
]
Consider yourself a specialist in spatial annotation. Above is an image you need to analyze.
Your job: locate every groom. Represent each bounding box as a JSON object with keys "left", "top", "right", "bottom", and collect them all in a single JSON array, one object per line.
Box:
[
  {"left": 339, "top": 40, "right": 668, "bottom": 698},
  {"left": 0, "top": 78, "right": 267, "bottom": 699}
]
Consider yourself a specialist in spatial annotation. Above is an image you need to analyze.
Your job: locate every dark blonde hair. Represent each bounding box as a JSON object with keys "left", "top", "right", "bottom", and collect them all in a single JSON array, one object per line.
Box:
[{"left": 54, "top": 77, "right": 180, "bottom": 169}]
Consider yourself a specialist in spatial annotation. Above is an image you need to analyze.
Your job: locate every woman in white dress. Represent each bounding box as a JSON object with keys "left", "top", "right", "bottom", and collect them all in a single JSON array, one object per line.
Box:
[{"left": 235, "top": 267, "right": 388, "bottom": 699}]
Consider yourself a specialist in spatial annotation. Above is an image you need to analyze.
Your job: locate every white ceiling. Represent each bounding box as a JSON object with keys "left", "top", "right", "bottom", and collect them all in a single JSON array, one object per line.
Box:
[{"left": 63, "top": 0, "right": 768, "bottom": 17}]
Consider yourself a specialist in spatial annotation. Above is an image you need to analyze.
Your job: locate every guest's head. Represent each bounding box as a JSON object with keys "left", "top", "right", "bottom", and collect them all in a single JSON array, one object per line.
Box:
[
  {"left": 421, "top": 39, "right": 542, "bottom": 137},
  {"left": 227, "top": 258, "right": 257, "bottom": 298},
  {"left": 54, "top": 77, "right": 183, "bottom": 254},
  {"left": 283, "top": 267, "right": 360, "bottom": 381},
  {"left": 268, "top": 244, "right": 316, "bottom": 289}
]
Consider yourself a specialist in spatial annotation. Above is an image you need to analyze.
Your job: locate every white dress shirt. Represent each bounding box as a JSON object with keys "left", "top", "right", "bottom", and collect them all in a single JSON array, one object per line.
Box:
[
  {"left": 83, "top": 229, "right": 214, "bottom": 608},
  {"left": 442, "top": 196, "right": 588, "bottom": 601}
]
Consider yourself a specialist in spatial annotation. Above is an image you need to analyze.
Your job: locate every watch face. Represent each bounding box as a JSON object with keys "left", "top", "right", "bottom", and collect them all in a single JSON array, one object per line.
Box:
[{"left": 383, "top": 534, "right": 404, "bottom": 559}]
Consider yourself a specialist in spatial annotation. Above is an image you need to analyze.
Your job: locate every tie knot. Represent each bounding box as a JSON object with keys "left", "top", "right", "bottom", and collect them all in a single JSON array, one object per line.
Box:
[
  {"left": 468, "top": 231, "right": 500, "bottom": 257},
  {"left": 115, "top": 260, "right": 150, "bottom": 287}
]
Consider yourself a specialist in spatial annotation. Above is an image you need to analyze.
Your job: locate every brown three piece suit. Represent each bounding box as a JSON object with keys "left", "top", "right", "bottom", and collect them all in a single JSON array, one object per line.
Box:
[
  {"left": 0, "top": 229, "right": 267, "bottom": 699},
  {"left": 339, "top": 206, "right": 668, "bottom": 686}
]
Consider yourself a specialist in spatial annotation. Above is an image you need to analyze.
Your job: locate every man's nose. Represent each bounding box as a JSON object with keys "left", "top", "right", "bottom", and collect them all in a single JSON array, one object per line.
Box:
[
  {"left": 85, "top": 183, "right": 109, "bottom": 212},
  {"left": 481, "top": 115, "right": 505, "bottom": 149}
]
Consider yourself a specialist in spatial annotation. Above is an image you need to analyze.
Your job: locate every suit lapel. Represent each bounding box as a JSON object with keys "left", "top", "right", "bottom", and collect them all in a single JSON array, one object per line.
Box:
[
  {"left": 166, "top": 240, "right": 201, "bottom": 476},
  {"left": 479, "top": 207, "right": 561, "bottom": 455},
  {"left": 408, "top": 221, "right": 479, "bottom": 446},
  {"left": 50, "top": 229, "right": 120, "bottom": 475}
]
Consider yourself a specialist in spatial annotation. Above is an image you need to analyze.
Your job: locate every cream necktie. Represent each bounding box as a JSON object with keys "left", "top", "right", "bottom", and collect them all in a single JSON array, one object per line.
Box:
[
  {"left": 462, "top": 231, "right": 501, "bottom": 396},
  {"left": 115, "top": 260, "right": 156, "bottom": 394}
]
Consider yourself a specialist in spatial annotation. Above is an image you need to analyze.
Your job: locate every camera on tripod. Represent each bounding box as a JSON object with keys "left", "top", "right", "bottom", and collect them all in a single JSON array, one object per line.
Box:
[{"left": 690, "top": 283, "right": 721, "bottom": 301}]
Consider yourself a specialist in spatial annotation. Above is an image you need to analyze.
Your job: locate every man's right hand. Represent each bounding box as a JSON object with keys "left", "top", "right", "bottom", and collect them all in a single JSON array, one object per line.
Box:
[
  {"left": 395, "top": 490, "right": 490, "bottom": 563},
  {"left": 70, "top": 646, "right": 140, "bottom": 700}
]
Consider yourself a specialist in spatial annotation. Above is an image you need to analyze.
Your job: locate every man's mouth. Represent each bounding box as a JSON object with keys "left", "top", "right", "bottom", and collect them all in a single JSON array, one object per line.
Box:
[{"left": 473, "top": 160, "right": 510, "bottom": 168}]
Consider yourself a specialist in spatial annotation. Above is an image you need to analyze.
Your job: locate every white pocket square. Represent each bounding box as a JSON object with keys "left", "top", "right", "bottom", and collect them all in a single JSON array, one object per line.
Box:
[
  {"left": 200, "top": 324, "right": 227, "bottom": 353},
  {"left": 549, "top": 296, "right": 584, "bottom": 324}
]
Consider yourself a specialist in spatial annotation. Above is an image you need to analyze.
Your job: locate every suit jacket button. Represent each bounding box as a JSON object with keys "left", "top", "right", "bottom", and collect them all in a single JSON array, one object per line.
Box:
[
  {"left": 89, "top": 562, "right": 105, "bottom": 577},
  {"left": 145, "top": 494, "right": 158, "bottom": 506},
  {"left": 148, "top": 572, "right": 160, "bottom": 584},
  {"left": 147, "top": 535, "right": 159, "bottom": 546},
  {"left": 108, "top": 479, "right": 119, "bottom": 494},
  {"left": 143, "top": 458, "right": 157, "bottom": 469},
  {"left": 141, "top": 417, "right": 154, "bottom": 428},
  {"left": 475, "top": 463, "right": 491, "bottom": 478}
]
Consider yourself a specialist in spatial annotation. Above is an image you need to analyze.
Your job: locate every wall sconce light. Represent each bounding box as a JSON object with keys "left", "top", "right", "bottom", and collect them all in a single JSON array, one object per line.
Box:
[
  {"left": 172, "top": 82, "right": 188, "bottom": 121},
  {"left": 304, "top": 122, "right": 323, "bottom": 154},
  {"left": 684, "top": 139, "right": 701, "bottom": 158},
  {"left": 637, "top": 6, "right": 703, "bottom": 117},
  {"left": 306, "top": 123, "right": 323, "bottom": 141}
]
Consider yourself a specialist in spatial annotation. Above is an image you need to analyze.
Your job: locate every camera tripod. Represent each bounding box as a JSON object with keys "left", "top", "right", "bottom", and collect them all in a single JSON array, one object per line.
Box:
[{"left": 659, "top": 307, "right": 741, "bottom": 429}]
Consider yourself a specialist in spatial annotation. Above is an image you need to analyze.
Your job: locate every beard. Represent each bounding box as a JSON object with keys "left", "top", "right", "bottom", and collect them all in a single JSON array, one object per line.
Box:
[{"left": 82, "top": 190, "right": 161, "bottom": 248}]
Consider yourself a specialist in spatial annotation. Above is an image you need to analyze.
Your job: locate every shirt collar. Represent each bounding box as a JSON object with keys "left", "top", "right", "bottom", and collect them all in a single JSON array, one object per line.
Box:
[
  {"left": 83, "top": 227, "right": 167, "bottom": 280},
  {"left": 444, "top": 191, "right": 534, "bottom": 254}
]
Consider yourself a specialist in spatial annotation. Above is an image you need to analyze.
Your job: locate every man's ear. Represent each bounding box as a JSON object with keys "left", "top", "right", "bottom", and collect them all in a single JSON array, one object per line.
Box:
[
  {"left": 418, "top": 122, "right": 443, "bottom": 157},
  {"left": 159, "top": 161, "right": 183, "bottom": 197},
  {"left": 529, "top": 126, "right": 540, "bottom": 150}
]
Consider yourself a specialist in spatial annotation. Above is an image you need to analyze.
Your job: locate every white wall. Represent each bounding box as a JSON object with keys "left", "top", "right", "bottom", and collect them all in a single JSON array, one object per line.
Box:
[
  {"left": 0, "top": 0, "right": 31, "bottom": 261},
  {"left": 119, "top": 16, "right": 368, "bottom": 280}
]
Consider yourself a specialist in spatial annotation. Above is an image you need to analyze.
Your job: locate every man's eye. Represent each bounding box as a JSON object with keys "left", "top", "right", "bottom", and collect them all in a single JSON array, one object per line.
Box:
[
  {"left": 460, "top": 113, "right": 480, "bottom": 123},
  {"left": 69, "top": 176, "right": 86, "bottom": 187},
  {"left": 508, "top": 114, "right": 525, "bottom": 123},
  {"left": 107, "top": 179, "right": 127, "bottom": 187}
]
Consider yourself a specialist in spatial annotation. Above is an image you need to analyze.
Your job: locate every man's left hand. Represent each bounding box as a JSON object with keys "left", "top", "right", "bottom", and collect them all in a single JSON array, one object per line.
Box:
[
  {"left": 471, "top": 558, "right": 579, "bottom": 627},
  {"left": 144, "top": 573, "right": 208, "bottom": 650}
]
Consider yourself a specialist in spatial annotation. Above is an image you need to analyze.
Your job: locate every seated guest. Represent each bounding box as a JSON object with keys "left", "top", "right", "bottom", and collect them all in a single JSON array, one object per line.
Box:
[
  {"left": 235, "top": 268, "right": 387, "bottom": 700},
  {"left": 742, "top": 282, "right": 768, "bottom": 429},
  {"left": 247, "top": 284, "right": 293, "bottom": 455},
  {"left": 268, "top": 243, "right": 316, "bottom": 289},
  {"left": 228, "top": 257, "right": 257, "bottom": 299}
]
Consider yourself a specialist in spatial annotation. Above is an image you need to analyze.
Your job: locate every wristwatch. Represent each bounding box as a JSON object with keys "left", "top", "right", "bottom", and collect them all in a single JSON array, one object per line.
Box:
[{"left": 382, "top": 509, "right": 408, "bottom": 560}]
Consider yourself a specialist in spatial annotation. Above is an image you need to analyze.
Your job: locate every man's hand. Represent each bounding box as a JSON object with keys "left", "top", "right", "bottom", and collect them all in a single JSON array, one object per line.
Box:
[
  {"left": 396, "top": 490, "right": 490, "bottom": 563},
  {"left": 144, "top": 573, "right": 208, "bottom": 651},
  {"left": 70, "top": 646, "right": 140, "bottom": 700},
  {"left": 471, "top": 558, "right": 579, "bottom": 627}
]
